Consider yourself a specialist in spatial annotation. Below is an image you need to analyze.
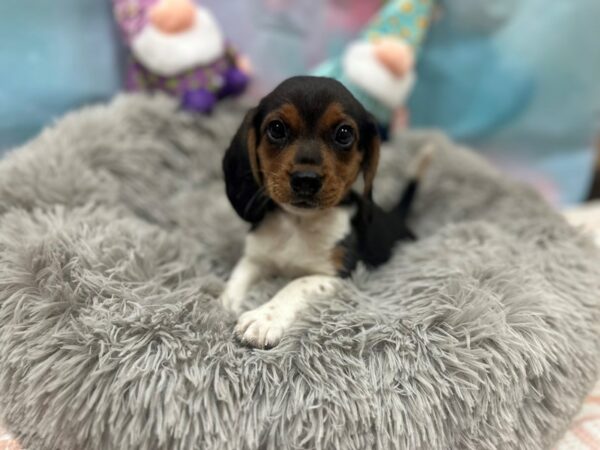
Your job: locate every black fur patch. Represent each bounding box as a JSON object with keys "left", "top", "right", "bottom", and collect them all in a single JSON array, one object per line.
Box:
[
  {"left": 346, "top": 191, "right": 416, "bottom": 268},
  {"left": 334, "top": 231, "right": 359, "bottom": 278}
]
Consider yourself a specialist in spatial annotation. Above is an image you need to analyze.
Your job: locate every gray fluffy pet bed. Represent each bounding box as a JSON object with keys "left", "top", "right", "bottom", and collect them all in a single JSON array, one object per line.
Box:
[{"left": 0, "top": 95, "right": 599, "bottom": 450}]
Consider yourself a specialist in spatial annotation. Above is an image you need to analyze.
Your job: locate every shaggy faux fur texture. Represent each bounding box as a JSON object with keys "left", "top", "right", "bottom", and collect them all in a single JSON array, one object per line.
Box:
[{"left": 0, "top": 95, "right": 599, "bottom": 450}]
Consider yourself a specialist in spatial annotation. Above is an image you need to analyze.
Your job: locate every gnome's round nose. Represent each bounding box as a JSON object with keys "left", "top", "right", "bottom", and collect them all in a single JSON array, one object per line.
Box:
[
  {"left": 149, "top": 0, "right": 197, "bottom": 34},
  {"left": 373, "top": 37, "right": 414, "bottom": 78}
]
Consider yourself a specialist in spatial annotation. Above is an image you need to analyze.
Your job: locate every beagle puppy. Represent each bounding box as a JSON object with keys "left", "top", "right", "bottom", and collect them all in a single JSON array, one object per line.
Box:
[{"left": 221, "top": 76, "right": 429, "bottom": 348}]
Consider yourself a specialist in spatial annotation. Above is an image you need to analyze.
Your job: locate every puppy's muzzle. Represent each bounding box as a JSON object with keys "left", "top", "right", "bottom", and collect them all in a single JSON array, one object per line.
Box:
[{"left": 290, "top": 171, "right": 322, "bottom": 197}]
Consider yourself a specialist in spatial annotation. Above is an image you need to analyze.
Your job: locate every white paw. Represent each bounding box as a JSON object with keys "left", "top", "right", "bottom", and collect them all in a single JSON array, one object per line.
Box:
[{"left": 234, "top": 307, "right": 290, "bottom": 349}]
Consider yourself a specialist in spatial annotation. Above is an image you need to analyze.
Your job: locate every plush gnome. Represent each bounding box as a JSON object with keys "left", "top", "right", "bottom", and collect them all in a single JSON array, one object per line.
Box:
[
  {"left": 312, "top": 0, "right": 434, "bottom": 136},
  {"left": 113, "top": 0, "right": 250, "bottom": 112}
]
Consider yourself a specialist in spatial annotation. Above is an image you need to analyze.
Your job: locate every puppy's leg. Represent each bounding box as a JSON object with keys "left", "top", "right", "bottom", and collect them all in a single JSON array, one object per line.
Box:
[
  {"left": 235, "top": 275, "right": 339, "bottom": 348},
  {"left": 221, "top": 257, "right": 267, "bottom": 314}
]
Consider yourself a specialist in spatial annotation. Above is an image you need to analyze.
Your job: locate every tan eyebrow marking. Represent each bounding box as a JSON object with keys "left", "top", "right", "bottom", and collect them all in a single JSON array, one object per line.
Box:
[
  {"left": 262, "top": 103, "right": 304, "bottom": 135},
  {"left": 318, "top": 102, "right": 359, "bottom": 136}
]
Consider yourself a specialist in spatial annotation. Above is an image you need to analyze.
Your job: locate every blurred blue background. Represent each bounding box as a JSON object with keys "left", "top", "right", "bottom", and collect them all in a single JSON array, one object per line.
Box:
[
  {"left": 0, "top": 0, "right": 121, "bottom": 150},
  {"left": 1, "top": 0, "right": 599, "bottom": 205}
]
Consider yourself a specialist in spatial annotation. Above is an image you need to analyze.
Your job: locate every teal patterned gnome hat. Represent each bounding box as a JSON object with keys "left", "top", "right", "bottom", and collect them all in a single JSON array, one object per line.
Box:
[{"left": 312, "top": 0, "right": 434, "bottom": 125}]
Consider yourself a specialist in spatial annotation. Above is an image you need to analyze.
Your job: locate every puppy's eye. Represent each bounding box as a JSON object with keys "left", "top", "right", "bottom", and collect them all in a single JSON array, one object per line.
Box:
[
  {"left": 334, "top": 124, "right": 354, "bottom": 149},
  {"left": 267, "top": 120, "right": 287, "bottom": 143}
]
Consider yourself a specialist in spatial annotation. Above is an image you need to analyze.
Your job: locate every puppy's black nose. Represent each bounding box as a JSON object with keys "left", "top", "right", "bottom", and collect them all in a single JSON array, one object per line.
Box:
[{"left": 290, "top": 171, "right": 322, "bottom": 196}]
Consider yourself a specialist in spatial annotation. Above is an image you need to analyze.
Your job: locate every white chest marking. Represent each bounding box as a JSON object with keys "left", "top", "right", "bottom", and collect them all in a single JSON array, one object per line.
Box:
[{"left": 245, "top": 206, "right": 353, "bottom": 277}]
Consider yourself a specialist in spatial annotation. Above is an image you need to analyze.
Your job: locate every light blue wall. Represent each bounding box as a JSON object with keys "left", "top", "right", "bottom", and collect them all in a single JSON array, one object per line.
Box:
[
  {"left": 0, "top": 0, "right": 122, "bottom": 153},
  {"left": 1, "top": 0, "right": 598, "bottom": 204},
  {"left": 409, "top": 0, "right": 600, "bottom": 204}
]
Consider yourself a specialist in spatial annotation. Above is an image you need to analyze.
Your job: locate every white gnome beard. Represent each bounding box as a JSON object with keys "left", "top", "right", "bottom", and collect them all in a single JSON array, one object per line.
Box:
[
  {"left": 343, "top": 41, "right": 415, "bottom": 110},
  {"left": 131, "top": 8, "right": 225, "bottom": 77}
]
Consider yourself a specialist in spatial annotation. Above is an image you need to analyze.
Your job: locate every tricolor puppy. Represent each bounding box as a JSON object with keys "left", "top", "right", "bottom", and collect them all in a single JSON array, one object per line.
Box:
[{"left": 221, "top": 76, "right": 429, "bottom": 348}]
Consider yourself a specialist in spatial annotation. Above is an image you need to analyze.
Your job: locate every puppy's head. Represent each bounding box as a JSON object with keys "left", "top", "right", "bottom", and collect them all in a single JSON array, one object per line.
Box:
[{"left": 223, "top": 76, "right": 380, "bottom": 223}]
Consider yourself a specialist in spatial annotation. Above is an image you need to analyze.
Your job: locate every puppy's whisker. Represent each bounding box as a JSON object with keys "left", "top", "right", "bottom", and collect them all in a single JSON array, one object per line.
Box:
[
  {"left": 259, "top": 167, "right": 287, "bottom": 178},
  {"left": 255, "top": 195, "right": 272, "bottom": 211},
  {"left": 243, "top": 186, "right": 268, "bottom": 217}
]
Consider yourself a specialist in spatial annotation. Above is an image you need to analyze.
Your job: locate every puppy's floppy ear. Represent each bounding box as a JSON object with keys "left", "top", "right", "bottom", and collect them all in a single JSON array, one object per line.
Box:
[
  {"left": 223, "top": 108, "right": 273, "bottom": 223},
  {"left": 360, "top": 115, "right": 381, "bottom": 203}
]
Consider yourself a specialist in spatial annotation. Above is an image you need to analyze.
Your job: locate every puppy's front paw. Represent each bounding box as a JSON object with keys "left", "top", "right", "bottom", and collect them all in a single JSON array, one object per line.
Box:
[
  {"left": 220, "top": 291, "right": 242, "bottom": 315},
  {"left": 235, "top": 307, "right": 288, "bottom": 348}
]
